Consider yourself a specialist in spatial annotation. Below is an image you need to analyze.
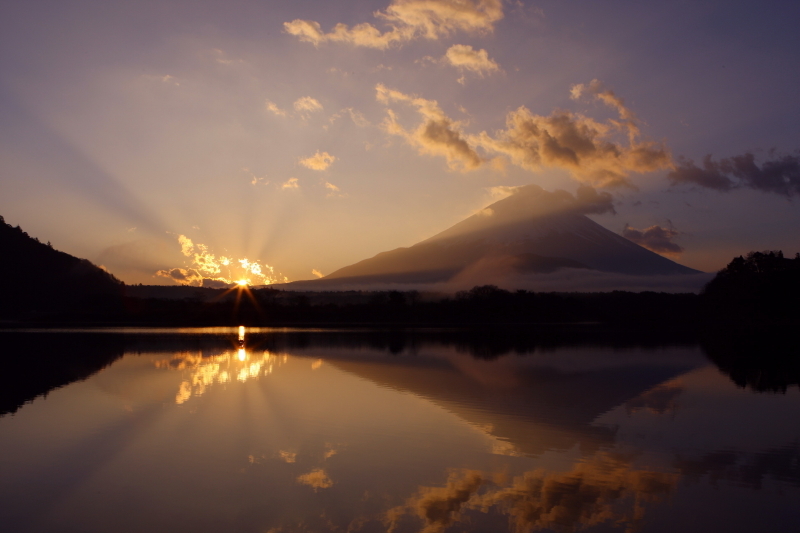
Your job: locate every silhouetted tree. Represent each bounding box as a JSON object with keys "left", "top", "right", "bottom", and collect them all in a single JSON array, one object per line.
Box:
[{"left": 702, "top": 250, "right": 800, "bottom": 323}]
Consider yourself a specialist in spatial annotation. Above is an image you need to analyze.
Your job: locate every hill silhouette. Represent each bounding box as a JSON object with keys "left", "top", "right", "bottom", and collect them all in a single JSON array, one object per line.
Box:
[
  {"left": 0, "top": 215, "right": 124, "bottom": 321},
  {"left": 702, "top": 250, "right": 800, "bottom": 323}
]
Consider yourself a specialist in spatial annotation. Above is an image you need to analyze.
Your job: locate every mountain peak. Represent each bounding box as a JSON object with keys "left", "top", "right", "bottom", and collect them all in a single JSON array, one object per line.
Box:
[{"left": 292, "top": 186, "right": 702, "bottom": 290}]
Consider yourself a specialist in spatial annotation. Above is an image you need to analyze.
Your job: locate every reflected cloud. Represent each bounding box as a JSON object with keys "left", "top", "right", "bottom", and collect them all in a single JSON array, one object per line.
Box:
[
  {"left": 297, "top": 468, "right": 333, "bottom": 490},
  {"left": 154, "top": 346, "right": 288, "bottom": 405},
  {"left": 387, "top": 470, "right": 483, "bottom": 533},
  {"left": 389, "top": 454, "right": 677, "bottom": 533}
]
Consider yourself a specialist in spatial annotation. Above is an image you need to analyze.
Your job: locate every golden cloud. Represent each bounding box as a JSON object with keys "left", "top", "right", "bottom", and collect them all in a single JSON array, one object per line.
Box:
[
  {"left": 473, "top": 81, "right": 671, "bottom": 187},
  {"left": 444, "top": 44, "right": 499, "bottom": 76},
  {"left": 376, "top": 84, "right": 482, "bottom": 171},
  {"left": 155, "top": 234, "right": 287, "bottom": 286},
  {"left": 293, "top": 96, "right": 323, "bottom": 113},
  {"left": 300, "top": 151, "right": 336, "bottom": 171},
  {"left": 265, "top": 100, "right": 288, "bottom": 116},
  {"left": 297, "top": 469, "right": 333, "bottom": 490},
  {"left": 284, "top": 0, "right": 503, "bottom": 49},
  {"left": 281, "top": 177, "right": 300, "bottom": 189},
  {"left": 329, "top": 107, "right": 370, "bottom": 128},
  {"left": 487, "top": 185, "right": 521, "bottom": 200}
]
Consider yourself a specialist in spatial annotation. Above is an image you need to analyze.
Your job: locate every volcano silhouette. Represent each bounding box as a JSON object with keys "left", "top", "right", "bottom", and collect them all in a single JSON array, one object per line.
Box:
[{"left": 301, "top": 185, "right": 700, "bottom": 287}]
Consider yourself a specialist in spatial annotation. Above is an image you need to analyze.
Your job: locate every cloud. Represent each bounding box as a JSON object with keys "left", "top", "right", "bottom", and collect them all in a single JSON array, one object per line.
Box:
[
  {"left": 324, "top": 181, "right": 345, "bottom": 197},
  {"left": 487, "top": 185, "right": 521, "bottom": 200},
  {"left": 376, "top": 84, "right": 482, "bottom": 171},
  {"left": 574, "top": 184, "right": 616, "bottom": 215},
  {"left": 265, "top": 100, "right": 288, "bottom": 116},
  {"left": 300, "top": 151, "right": 336, "bottom": 170},
  {"left": 497, "top": 184, "right": 616, "bottom": 216},
  {"left": 668, "top": 152, "right": 800, "bottom": 196},
  {"left": 443, "top": 44, "right": 500, "bottom": 76},
  {"left": 156, "top": 234, "right": 287, "bottom": 286},
  {"left": 293, "top": 96, "right": 323, "bottom": 113},
  {"left": 281, "top": 177, "right": 300, "bottom": 189},
  {"left": 622, "top": 223, "right": 684, "bottom": 256},
  {"left": 329, "top": 107, "right": 370, "bottom": 127},
  {"left": 296, "top": 469, "right": 333, "bottom": 490},
  {"left": 156, "top": 267, "right": 203, "bottom": 285},
  {"left": 284, "top": 0, "right": 503, "bottom": 49},
  {"left": 474, "top": 454, "right": 677, "bottom": 533},
  {"left": 473, "top": 81, "right": 671, "bottom": 187},
  {"left": 571, "top": 79, "right": 639, "bottom": 138},
  {"left": 312, "top": 269, "right": 324, "bottom": 278},
  {"left": 389, "top": 455, "right": 677, "bottom": 533},
  {"left": 278, "top": 450, "right": 297, "bottom": 463},
  {"left": 373, "top": 81, "right": 669, "bottom": 184},
  {"left": 387, "top": 470, "right": 483, "bottom": 533}
]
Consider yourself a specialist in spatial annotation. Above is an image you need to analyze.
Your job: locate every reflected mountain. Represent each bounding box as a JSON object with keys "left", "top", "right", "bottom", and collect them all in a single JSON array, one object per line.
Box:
[
  {"left": 302, "top": 345, "right": 701, "bottom": 456},
  {"left": 0, "top": 328, "right": 704, "bottom": 425}
]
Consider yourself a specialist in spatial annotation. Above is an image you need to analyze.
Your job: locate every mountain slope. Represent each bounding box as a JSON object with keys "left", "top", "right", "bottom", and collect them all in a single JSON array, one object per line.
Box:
[
  {"left": 0, "top": 216, "right": 124, "bottom": 319},
  {"left": 322, "top": 185, "right": 699, "bottom": 285}
]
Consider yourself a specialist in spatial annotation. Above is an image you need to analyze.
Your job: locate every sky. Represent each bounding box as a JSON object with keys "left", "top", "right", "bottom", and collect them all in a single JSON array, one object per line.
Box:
[{"left": 1, "top": 0, "right": 798, "bottom": 286}]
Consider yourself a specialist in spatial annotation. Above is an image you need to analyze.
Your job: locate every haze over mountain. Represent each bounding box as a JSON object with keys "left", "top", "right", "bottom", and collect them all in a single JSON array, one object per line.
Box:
[{"left": 286, "top": 185, "right": 707, "bottom": 292}]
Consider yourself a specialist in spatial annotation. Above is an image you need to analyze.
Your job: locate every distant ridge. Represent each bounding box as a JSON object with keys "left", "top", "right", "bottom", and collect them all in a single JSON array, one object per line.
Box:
[
  {"left": 0, "top": 215, "right": 123, "bottom": 319},
  {"left": 292, "top": 185, "right": 700, "bottom": 289}
]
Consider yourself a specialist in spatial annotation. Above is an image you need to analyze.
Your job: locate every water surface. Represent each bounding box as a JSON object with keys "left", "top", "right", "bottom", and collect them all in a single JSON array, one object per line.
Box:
[{"left": 0, "top": 328, "right": 798, "bottom": 533}]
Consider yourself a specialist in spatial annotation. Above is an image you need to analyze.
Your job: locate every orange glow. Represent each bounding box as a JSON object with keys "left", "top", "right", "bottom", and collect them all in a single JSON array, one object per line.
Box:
[
  {"left": 154, "top": 348, "right": 287, "bottom": 404},
  {"left": 155, "top": 234, "right": 289, "bottom": 287}
]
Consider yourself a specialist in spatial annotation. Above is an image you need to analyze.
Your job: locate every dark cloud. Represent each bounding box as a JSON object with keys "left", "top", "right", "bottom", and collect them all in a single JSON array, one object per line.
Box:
[
  {"left": 622, "top": 223, "right": 684, "bottom": 256},
  {"left": 668, "top": 152, "right": 800, "bottom": 196},
  {"left": 574, "top": 185, "right": 616, "bottom": 215},
  {"left": 156, "top": 267, "right": 203, "bottom": 284}
]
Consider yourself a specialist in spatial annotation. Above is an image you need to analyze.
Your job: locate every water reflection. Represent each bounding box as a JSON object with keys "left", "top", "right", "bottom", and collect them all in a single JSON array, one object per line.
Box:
[
  {"left": 0, "top": 328, "right": 798, "bottom": 533},
  {"left": 387, "top": 453, "right": 677, "bottom": 533},
  {"left": 155, "top": 349, "right": 286, "bottom": 404}
]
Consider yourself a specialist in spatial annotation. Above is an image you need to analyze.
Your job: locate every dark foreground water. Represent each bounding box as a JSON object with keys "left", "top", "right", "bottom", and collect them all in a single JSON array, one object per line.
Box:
[{"left": 0, "top": 328, "right": 798, "bottom": 533}]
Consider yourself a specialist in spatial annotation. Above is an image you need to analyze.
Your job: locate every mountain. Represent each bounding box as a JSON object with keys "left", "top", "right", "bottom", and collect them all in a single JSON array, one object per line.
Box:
[
  {"left": 0, "top": 216, "right": 124, "bottom": 320},
  {"left": 291, "top": 344, "right": 700, "bottom": 456},
  {"left": 300, "top": 185, "right": 700, "bottom": 289}
]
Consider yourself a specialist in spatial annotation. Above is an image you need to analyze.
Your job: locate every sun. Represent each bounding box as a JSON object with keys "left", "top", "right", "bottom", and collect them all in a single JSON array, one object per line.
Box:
[{"left": 236, "top": 279, "right": 249, "bottom": 286}]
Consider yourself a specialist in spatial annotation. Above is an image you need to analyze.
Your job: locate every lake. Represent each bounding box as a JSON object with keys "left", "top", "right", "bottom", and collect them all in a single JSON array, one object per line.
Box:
[{"left": 0, "top": 327, "right": 798, "bottom": 533}]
